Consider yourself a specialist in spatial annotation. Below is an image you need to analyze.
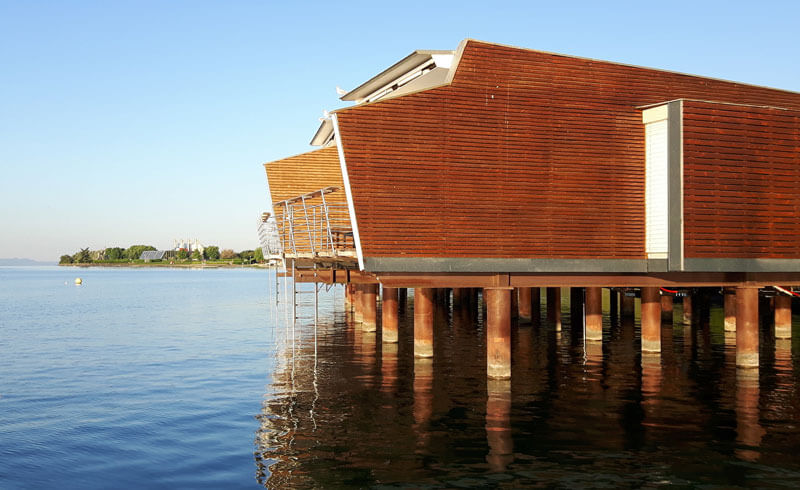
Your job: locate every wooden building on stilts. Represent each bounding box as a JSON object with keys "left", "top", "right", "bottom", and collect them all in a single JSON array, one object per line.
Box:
[{"left": 261, "top": 39, "right": 800, "bottom": 379}]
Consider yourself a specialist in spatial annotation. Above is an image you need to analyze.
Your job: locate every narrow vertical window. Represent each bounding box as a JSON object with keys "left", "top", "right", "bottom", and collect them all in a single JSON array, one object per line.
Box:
[{"left": 643, "top": 105, "right": 670, "bottom": 259}]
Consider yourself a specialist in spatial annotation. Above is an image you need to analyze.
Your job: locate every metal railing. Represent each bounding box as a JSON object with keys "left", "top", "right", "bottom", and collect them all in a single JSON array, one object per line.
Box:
[
  {"left": 257, "top": 212, "right": 282, "bottom": 258},
  {"left": 273, "top": 187, "right": 355, "bottom": 258}
]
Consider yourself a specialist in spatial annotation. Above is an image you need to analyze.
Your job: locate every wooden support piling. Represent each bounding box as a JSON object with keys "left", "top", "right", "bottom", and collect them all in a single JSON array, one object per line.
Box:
[
  {"left": 362, "top": 284, "right": 377, "bottom": 332},
  {"left": 724, "top": 287, "right": 736, "bottom": 332},
  {"left": 354, "top": 284, "right": 364, "bottom": 323},
  {"left": 518, "top": 287, "right": 532, "bottom": 322},
  {"left": 641, "top": 287, "right": 661, "bottom": 352},
  {"left": 570, "top": 287, "right": 584, "bottom": 331},
  {"left": 736, "top": 287, "right": 759, "bottom": 368},
  {"left": 510, "top": 288, "right": 519, "bottom": 321},
  {"left": 414, "top": 288, "right": 434, "bottom": 358},
  {"left": 585, "top": 287, "right": 602, "bottom": 342},
  {"left": 531, "top": 287, "right": 541, "bottom": 325},
  {"left": 660, "top": 294, "right": 673, "bottom": 324},
  {"left": 621, "top": 291, "right": 635, "bottom": 318},
  {"left": 775, "top": 292, "right": 792, "bottom": 339},
  {"left": 485, "top": 288, "right": 512, "bottom": 380},
  {"left": 682, "top": 294, "right": 693, "bottom": 326},
  {"left": 382, "top": 287, "right": 399, "bottom": 343},
  {"left": 546, "top": 287, "right": 561, "bottom": 331},
  {"left": 609, "top": 289, "right": 618, "bottom": 318}
]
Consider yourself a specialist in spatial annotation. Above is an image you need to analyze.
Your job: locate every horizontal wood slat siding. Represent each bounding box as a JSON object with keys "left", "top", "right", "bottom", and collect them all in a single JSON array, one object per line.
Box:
[
  {"left": 683, "top": 100, "right": 800, "bottom": 258},
  {"left": 264, "top": 147, "right": 346, "bottom": 206},
  {"left": 336, "top": 41, "right": 800, "bottom": 259}
]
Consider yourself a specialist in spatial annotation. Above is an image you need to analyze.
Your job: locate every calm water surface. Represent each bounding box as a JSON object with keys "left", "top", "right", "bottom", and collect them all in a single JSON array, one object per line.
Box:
[
  {"left": 0, "top": 267, "right": 276, "bottom": 489},
  {"left": 4, "top": 268, "right": 800, "bottom": 488}
]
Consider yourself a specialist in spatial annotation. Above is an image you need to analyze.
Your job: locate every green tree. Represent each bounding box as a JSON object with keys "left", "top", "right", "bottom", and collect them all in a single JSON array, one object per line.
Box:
[
  {"left": 205, "top": 246, "right": 220, "bottom": 260},
  {"left": 177, "top": 249, "right": 188, "bottom": 260},
  {"left": 105, "top": 247, "right": 124, "bottom": 260},
  {"left": 191, "top": 249, "right": 201, "bottom": 260},
  {"left": 254, "top": 247, "right": 264, "bottom": 263},
  {"left": 59, "top": 254, "right": 74, "bottom": 264},
  {"left": 125, "top": 245, "right": 156, "bottom": 260},
  {"left": 239, "top": 250, "right": 255, "bottom": 263},
  {"left": 75, "top": 247, "right": 92, "bottom": 263}
]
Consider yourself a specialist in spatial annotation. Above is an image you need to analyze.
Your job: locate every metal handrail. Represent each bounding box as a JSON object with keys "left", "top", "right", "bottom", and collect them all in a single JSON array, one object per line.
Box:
[{"left": 272, "top": 189, "right": 355, "bottom": 258}]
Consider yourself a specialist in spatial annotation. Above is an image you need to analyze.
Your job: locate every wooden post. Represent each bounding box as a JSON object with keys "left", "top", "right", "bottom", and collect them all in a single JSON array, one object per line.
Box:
[
  {"left": 414, "top": 288, "right": 434, "bottom": 358},
  {"left": 344, "top": 283, "right": 353, "bottom": 310},
  {"left": 609, "top": 289, "right": 618, "bottom": 318},
  {"left": 546, "top": 287, "right": 561, "bottom": 331},
  {"left": 570, "top": 287, "right": 584, "bottom": 331},
  {"left": 682, "top": 294, "right": 693, "bottom": 326},
  {"left": 736, "top": 287, "right": 759, "bottom": 368},
  {"left": 641, "top": 287, "right": 661, "bottom": 353},
  {"left": 362, "top": 284, "right": 377, "bottom": 332},
  {"left": 775, "top": 292, "right": 792, "bottom": 339},
  {"left": 510, "top": 288, "right": 519, "bottom": 321},
  {"left": 382, "top": 287, "right": 399, "bottom": 343},
  {"left": 724, "top": 287, "right": 736, "bottom": 332},
  {"left": 531, "top": 287, "right": 541, "bottom": 325},
  {"left": 660, "top": 294, "right": 673, "bottom": 324},
  {"left": 518, "top": 287, "right": 532, "bottom": 322},
  {"left": 485, "top": 288, "right": 512, "bottom": 380},
  {"left": 585, "top": 287, "right": 602, "bottom": 342},
  {"left": 621, "top": 291, "right": 635, "bottom": 318},
  {"left": 354, "top": 284, "right": 364, "bottom": 324}
]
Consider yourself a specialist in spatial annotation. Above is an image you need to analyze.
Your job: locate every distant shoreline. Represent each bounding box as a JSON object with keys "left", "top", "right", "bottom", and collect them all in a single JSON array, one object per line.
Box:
[{"left": 59, "top": 262, "right": 271, "bottom": 269}]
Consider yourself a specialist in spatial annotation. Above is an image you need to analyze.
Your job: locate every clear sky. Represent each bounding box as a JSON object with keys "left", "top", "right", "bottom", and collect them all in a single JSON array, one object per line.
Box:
[{"left": 1, "top": 0, "right": 798, "bottom": 261}]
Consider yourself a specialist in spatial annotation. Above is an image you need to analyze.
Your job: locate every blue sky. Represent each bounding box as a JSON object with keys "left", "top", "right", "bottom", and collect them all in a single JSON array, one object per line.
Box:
[{"left": 1, "top": 1, "right": 798, "bottom": 261}]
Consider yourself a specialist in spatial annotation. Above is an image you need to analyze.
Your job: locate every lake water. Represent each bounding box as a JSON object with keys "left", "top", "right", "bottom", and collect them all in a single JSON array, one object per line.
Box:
[
  {"left": 3, "top": 267, "right": 800, "bottom": 488},
  {"left": 0, "top": 267, "right": 275, "bottom": 489}
]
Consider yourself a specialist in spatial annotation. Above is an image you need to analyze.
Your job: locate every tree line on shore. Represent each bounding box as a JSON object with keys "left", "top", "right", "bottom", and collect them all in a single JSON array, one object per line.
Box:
[{"left": 59, "top": 245, "right": 265, "bottom": 264}]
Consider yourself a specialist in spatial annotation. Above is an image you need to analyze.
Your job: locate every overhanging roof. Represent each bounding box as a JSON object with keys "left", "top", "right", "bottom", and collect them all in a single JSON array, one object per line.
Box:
[{"left": 340, "top": 50, "right": 453, "bottom": 102}]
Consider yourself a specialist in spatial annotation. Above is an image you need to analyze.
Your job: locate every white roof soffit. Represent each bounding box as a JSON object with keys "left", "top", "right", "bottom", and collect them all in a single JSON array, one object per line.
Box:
[
  {"left": 310, "top": 118, "right": 334, "bottom": 146},
  {"left": 341, "top": 49, "right": 454, "bottom": 104}
]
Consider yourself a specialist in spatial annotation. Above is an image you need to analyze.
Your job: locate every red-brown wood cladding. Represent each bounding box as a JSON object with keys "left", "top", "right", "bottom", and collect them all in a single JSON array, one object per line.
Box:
[
  {"left": 264, "top": 147, "right": 346, "bottom": 206},
  {"left": 683, "top": 100, "right": 800, "bottom": 258},
  {"left": 335, "top": 40, "right": 800, "bottom": 259}
]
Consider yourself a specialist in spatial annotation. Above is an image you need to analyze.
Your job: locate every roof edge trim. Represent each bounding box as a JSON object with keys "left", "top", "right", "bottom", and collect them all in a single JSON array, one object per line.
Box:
[
  {"left": 341, "top": 49, "right": 454, "bottom": 102},
  {"left": 331, "top": 113, "right": 365, "bottom": 271}
]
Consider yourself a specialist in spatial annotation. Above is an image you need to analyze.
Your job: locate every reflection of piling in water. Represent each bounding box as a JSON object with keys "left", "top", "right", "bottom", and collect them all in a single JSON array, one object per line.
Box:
[
  {"left": 641, "top": 352, "right": 662, "bottom": 400},
  {"left": 485, "top": 379, "right": 513, "bottom": 472},
  {"left": 381, "top": 342, "right": 398, "bottom": 394},
  {"left": 413, "top": 358, "right": 434, "bottom": 426},
  {"left": 735, "top": 369, "right": 764, "bottom": 462}
]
